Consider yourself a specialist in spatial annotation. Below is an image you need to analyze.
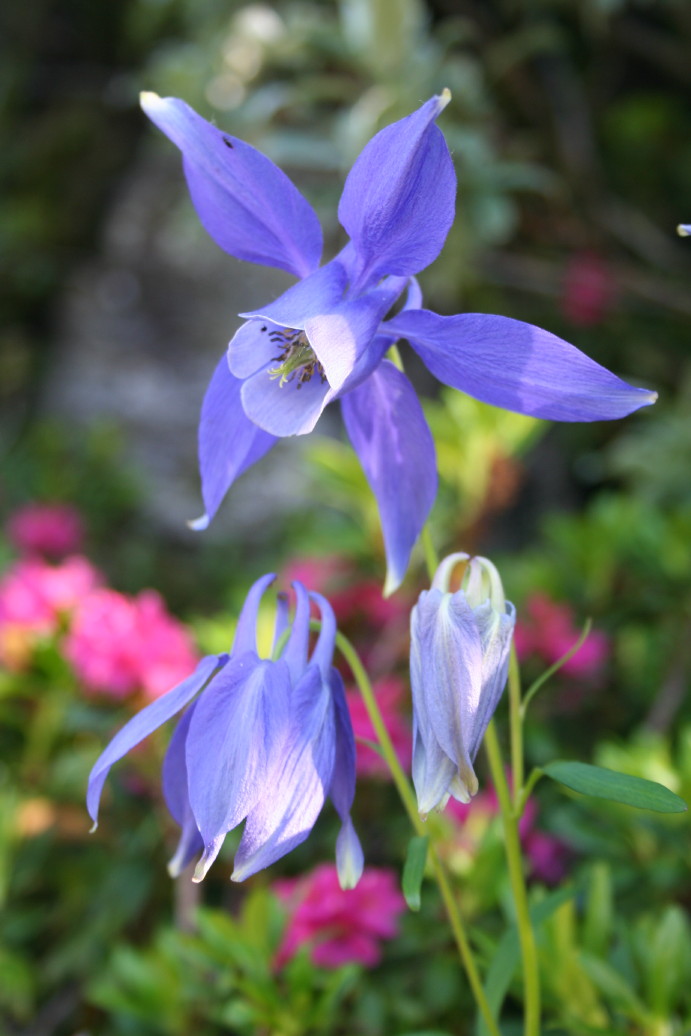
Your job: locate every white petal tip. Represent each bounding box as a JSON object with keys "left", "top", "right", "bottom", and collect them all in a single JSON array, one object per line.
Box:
[
  {"left": 192, "top": 859, "right": 211, "bottom": 883},
  {"left": 382, "top": 571, "right": 401, "bottom": 599},
  {"left": 140, "top": 90, "right": 162, "bottom": 111},
  {"left": 677, "top": 224, "right": 691, "bottom": 237},
  {"left": 438, "top": 88, "right": 452, "bottom": 109},
  {"left": 89, "top": 820, "right": 98, "bottom": 834},
  {"left": 167, "top": 856, "right": 183, "bottom": 879},
  {"left": 187, "top": 513, "right": 210, "bottom": 531}
]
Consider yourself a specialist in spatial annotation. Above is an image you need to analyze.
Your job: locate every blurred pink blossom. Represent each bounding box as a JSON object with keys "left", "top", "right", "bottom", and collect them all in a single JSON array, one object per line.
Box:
[
  {"left": 448, "top": 786, "right": 569, "bottom": 884},
  {"left": 7, "top": 502, "right": 84, "bottom": 558},
  {"left": 283, "top": 556, "right": 409, "bottom": 627},
  {"left": 0, "top": 555, "right": 101, "bottom": 669},
  {"left": 274, "top": 864, "right": 405, "bottom": 968},
  {"left": 65, "top": 588, "right": 198, "bottom": 700},
  {"left": 346, "top": 677, "right": 412, "bottom": 777},
  {"left": 560, "top": 250, "right": 616, "bottom": 327},
  {"left": 514, "top": 593, "right": 608, "bottom": 678}
]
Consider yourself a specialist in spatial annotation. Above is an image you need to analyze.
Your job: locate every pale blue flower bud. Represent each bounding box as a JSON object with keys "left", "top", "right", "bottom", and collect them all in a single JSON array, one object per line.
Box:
[{"left": 410, "top": 552, "right": 515, "bottom": 816}]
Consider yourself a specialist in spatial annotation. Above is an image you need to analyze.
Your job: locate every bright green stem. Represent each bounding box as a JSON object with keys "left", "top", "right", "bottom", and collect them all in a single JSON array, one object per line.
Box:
[
  {"left": 485, "top": 721, "right": 541, "bottom": 1036},
  {"left": 508, "top": 646, "right": 523, "bottom": 807},
  {"left": 335, "top": 630, "right": 501, "bottom": 1036}
]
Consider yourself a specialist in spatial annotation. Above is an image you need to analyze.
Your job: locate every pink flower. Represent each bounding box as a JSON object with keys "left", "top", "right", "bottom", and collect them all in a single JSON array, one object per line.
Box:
[
  {"left": 515, "top": 593, "right": 608, "bottom": 679},
  {"left": 7, "top": 503, "right": 84, "bottom": 558},
  {"left": 447, "top": 785, "right": 569, "bottom": 884},
  {"left": 0, "top": 555, "right": 101, "bottom": 669},
  {"left": 274, "top": 864, "right": 405, "bottom": 968},
  {"left": 65, "top": 588, "right": 198, "bottom": 700},
  {"left": 560, "top": 250, "right": 616, "bottom": 327},
  {"left": 346, "top": 677, "right": 412, "bottom": 777}
]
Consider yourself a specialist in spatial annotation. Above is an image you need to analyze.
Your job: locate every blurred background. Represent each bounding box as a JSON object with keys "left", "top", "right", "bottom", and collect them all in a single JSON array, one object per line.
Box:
[{"left": 2, "top": 1, "right": 691, "bottom": 1033}]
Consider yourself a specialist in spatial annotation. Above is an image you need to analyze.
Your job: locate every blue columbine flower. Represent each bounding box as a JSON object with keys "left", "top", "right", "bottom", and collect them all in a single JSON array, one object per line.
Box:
[
  {"left": 141, "top": 90, "right": 656, "bottom": 593},
  {"left": 87, "top": 574, "right": 362, "bottom": 887},
  {"left": 410, "top": 553, "right": 515, "bottom": 815}
]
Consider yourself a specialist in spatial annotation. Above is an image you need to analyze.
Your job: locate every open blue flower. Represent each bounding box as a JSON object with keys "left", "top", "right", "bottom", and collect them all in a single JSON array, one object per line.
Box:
[
  {"left": 142, "top": 91, "right": 656, "bottom": 593},
  {"left": 410, "top": 553, "right": 515, "bottom": 815},
  {"left": 87, "top": 574, "right": 362, "bottom": 887}
]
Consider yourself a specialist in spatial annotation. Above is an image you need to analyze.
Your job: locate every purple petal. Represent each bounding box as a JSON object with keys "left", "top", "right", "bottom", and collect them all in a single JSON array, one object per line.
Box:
[
  {"left": 338, "top": 93, "right": 456, "bottom": 289},
  {"left": 232, "top": 666, "right": 336, "bottom": 881},
  {"left": 305, "top": 277, "right": 406, "bottom": 393},
  {"left": 387, "top": 309, "right": 658, "bottom": 421},
  {"left": 327, "top": 669, "right": 356, "bottom": 822},
  {"left": 282, "top": 581, "right": 311, "bottom": 682},
  {"left": 307, "top": 591, "right": 337, "bottom": 677},
  {"left": 241, "top": 361, "right": 336, "bottom": 436},
  {"left": 162, "top": 703, "right": 204, "bottom": 876},
  {"left": 239, "top": 259, "right": 348, "bottom": 329},
  {"left": 327, "top": 669, "right": 363, "bottom": 886},
  {"left": 186, "top": 656, "right": 292, "bottom": 879},
  {"left": 467, "top": 602, "right": 515, "bottom": 760},
  {"left": 411, "top": 718, "right": 458, "bottom": 815},
  {"left": 140, "top": 93, "right": 322, "bottom": 278},
  {"left": 341, "top": 362, "right": 437, "bottom": 595},
  {"left": 410, "top": 590, "right": 483, "bottom": 799},
  {"left": 227, "top": 320, "right": 285, "bottom": 380},
  {"left": 193, "top": 357, "right": 276, "bottom": 530},
  {"left": 232, "top": 572, "right": 277, "bottom": 655},
  {"left": 86, "top": 654, "right": 222, "bottom": 826}
]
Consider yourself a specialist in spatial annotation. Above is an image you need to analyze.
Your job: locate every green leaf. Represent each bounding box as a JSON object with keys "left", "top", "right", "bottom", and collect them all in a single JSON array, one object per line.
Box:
[
  {"left": 476, "top": 885, "right": 577, "bottom": 1036},
  {"left": 542, "top": 760, "right": 687, "bottom": 813},
  {"left": 402, "top": 835, "right": 429, "bottom": 912}
]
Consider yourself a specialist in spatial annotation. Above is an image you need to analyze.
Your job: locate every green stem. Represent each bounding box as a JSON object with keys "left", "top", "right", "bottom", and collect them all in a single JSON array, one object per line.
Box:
[
  {"left": 335, "top": 630, "right": 501, "bottom": 1036},
  {"left": 485, "top": 721, "right": 541, "bottom": 1036},
  {"left": 521, "top": 619, "right": 592, "bottom": 719},
  {"left": 508, "top": 646, "right": 523, "bottom": 807}
]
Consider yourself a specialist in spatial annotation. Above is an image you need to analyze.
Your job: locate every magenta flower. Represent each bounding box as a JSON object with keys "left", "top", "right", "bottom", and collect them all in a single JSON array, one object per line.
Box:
[
  {"left": 6, "top": 502, "right": 84, "bottom": 558},
  {"left": 448, "top": 789, "right": 569, "bottom": 885},
  {"left": 274, "top": 863, "right": 405, "bottom": 968},
  {"left": 346, "top": 677, "right": 412, "bottom": 778},
  {"left": 141, "top": 90, "right": 655, "bottom": 593},
  {"left": 0, "top": 555, "right": 101, "bottom": 669},
  {"left": 514, "top": 593, "right": 608, "bottom": 679},
  {"left": 65, "top": 588, "right": 199, "bottom": 700}
]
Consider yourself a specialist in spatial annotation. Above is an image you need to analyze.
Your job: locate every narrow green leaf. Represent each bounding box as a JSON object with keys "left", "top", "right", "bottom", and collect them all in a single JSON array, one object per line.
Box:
[
  {"left": 476, "top": 885, "right": 577, "bottom": 1036},
  {"left": 542, "top": 760, "right": 687, "bottom": 813},
  {"left": 402, "top": 836, "right": 429, "bottom": 912}
]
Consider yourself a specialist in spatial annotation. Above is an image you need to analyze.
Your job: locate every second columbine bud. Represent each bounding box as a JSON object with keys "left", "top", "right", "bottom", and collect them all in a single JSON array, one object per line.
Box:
[{"left": 410, "top": 552, "right": 516, "bottom": 816}]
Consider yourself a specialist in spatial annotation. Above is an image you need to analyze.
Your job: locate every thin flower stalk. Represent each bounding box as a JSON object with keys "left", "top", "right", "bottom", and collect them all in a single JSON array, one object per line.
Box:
[
  {"left": 485, "top": 719, "right": 541, "bottom": 1036},
  {"left": 334, "top": 629, "right": 502, "bottom": 1036}
]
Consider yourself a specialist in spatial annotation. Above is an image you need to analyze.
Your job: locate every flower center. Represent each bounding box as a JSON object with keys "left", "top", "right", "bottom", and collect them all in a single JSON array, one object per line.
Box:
[{"left": 266, "top": 327, "right": 327, "bottom": 389}]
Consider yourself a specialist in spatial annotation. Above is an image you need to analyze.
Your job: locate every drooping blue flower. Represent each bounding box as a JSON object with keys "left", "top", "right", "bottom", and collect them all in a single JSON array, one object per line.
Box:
[
  {"left": 410, "top": 553, "right": 515, "bottom": 815},
  {"left": 87, "top": 574, "right": 362, "bottom": 887},
  {"left": 141, "top": 91, "right": 656, "bottom": 593}
]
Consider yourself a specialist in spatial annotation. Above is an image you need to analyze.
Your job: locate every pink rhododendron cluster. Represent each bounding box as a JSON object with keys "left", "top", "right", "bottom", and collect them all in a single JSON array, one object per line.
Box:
[
  {"left": 346, "top": 677, "right": 412, "bottom": 777},
  {"left": 7, "top": 502, "right": 84, "bottom": 558},
  {"left": 274, "top": 864, "right": 406, "bottom": 968},
  {"left": 1, "top": 503, "right": 198, "bottom": 697},
  {"left": 448, "top": 788, "right": 569, "bottom": 885},
  {"left": 0, "top": 555, "right": 102, "bottom": 669},
  {"left": 514, "top": 593, "right": 608, "bottom": 679},
  {"left": 65, "top": 588, "right": 198, "bottom": 700}
]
